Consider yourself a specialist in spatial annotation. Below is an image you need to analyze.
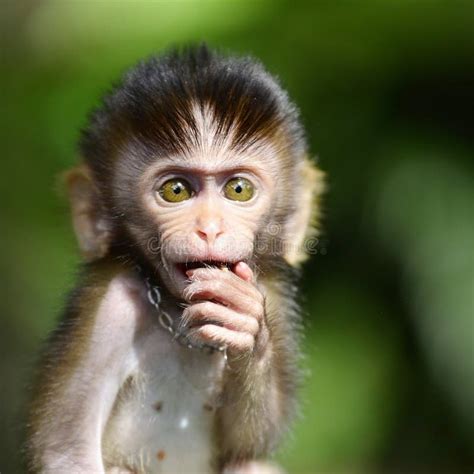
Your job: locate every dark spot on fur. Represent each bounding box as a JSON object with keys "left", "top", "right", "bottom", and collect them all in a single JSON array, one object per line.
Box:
[{"left": 157, "top": 449, "right": 166, "bottom": 461}]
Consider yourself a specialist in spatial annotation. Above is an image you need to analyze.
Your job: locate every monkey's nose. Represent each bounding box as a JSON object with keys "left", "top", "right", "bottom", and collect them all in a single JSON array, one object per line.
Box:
[{"left": 195, "top": 221, "right": 224, "bottom": 245}]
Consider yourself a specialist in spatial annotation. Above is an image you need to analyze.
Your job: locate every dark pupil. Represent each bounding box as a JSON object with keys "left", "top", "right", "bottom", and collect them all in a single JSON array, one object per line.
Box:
[
  {"left": 235, "top": 183, "right": 243, "bottom": 193},
  {"left": 172, "top": 183, "right": 183, "bottom": 194}
]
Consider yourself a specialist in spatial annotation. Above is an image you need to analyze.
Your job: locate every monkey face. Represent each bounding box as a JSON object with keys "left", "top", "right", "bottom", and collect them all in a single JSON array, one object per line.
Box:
[{"left": 129, "top": 146, "right": 275, "bottom": 297}]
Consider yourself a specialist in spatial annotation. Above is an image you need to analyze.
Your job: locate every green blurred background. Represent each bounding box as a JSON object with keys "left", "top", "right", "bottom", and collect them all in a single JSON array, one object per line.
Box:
[{"left": 1, "top": 1, "right": 473, "bottom": 472}]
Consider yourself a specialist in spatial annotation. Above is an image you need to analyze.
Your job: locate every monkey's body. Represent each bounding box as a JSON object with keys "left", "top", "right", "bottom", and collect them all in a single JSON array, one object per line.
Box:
[
  {"left": 26, "top": 45, "right": 323, "bottom": 473},
  {"left": 100, "top": 272, "right": 225, "bottom": 473},
  {"left": 104, "top": 340, "right": 223, "bottom": 473},
  {"left": 30, "top": 264, "right": 293, "bottom": 473},
  {"left": 31, "top": 266, "right": 224, "bottom": 473}
]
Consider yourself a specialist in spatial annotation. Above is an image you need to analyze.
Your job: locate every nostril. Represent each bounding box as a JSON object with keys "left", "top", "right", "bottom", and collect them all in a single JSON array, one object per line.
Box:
[{"left": 196, "top": 230, "right": 208, "bottom": 241}]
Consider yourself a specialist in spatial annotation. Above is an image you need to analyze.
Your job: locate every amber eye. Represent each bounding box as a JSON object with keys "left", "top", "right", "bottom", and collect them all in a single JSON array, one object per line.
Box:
[
  {"left": 224, "top": 177, "right": 255, "bottom": 202},
  {"left": 158, "top": 179, "right": 193, "bottom": 203}
]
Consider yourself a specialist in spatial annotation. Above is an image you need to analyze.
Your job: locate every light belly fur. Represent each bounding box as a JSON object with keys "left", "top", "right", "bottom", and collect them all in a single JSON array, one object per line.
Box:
[{"left": 102, "top": 328, "right": 226, "bottom": 473}]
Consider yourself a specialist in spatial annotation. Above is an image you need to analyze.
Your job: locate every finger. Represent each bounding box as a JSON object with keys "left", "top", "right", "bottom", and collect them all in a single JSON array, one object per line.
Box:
[
  {"left": 185, "top": 267, "right": 262, "bottom": 304},
  {"left": 181, "top": 302, "right": 259, "bottom": 335},
  {"left": 232, "top": 261, "right": 254, "bottom": 282},
  {"left": 183, "top": 279, "right": 263, "bottom": 319},
  {"left": 187, "top": 265, "right": 252, "bottom": 287},
  {"left": 189, "top": 324, "right": 255, "bottom": 354}
]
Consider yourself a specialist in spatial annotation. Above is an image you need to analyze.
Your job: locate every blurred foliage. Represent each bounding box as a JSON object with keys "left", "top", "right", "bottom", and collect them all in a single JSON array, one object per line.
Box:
[{"left": 1, "top": 1, "right": 473, "bottom": 473}]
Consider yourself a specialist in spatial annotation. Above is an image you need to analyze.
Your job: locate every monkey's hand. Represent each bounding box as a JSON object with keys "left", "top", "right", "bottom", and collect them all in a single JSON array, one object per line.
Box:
[{"left": 181, "top": 262, "right": 269, "bottom": 359}]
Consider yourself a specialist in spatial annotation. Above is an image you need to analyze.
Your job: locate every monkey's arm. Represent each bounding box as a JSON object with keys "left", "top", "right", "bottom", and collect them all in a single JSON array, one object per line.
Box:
[
  {"left": 216, "top": 289, "right": 299, "bottom": 467},
  {"left": 26, "top": 266, "right": 143, "bottom": 473},
  {"left": 182, "top": 266, "right": 300, "bottom": 467}
]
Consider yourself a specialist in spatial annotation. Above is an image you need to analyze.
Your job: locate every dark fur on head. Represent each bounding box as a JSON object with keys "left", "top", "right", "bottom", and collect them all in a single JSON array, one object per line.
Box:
[{"left": 80, "top": 44, "right": 306, "bottom": 176}]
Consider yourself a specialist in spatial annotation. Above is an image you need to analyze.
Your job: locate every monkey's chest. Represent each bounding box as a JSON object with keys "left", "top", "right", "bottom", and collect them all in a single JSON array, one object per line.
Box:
[{"left": 102, "top": 330, "right": 226, "bottom": 474}]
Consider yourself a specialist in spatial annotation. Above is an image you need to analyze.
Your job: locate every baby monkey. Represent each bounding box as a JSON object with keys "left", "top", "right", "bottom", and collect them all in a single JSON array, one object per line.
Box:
[{"left": 26, "top": 45, "right": 323, "bottom": 473}]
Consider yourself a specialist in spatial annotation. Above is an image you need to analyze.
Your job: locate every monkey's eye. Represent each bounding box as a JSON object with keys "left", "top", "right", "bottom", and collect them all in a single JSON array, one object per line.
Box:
[
  {"left": 224, "top": 177, "right": 255, "bottom": 202},
  {"left": 158, "top": 179, "right": 193, "bottom": 203}
]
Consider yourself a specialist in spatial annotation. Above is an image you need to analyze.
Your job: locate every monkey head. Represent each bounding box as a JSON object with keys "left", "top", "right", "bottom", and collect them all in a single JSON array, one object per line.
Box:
[{"left": 65, "top": 45, "right": 323, "bottom": 297}]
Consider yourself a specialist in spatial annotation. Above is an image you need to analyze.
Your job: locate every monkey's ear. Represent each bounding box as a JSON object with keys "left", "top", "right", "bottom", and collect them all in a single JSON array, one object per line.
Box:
[
  {"left": 283, "top": 157, "right": 325, "bottom": 267},
  {"left": 62, "top": 164, "right": 110, "bottom": 261}
]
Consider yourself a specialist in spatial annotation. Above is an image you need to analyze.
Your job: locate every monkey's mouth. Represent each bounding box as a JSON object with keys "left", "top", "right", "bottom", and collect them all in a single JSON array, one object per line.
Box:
[{"left": 176, "top": 260, "right": 234, "bottom": 277}]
